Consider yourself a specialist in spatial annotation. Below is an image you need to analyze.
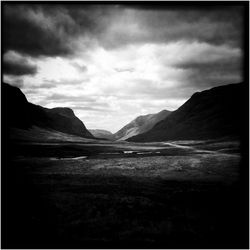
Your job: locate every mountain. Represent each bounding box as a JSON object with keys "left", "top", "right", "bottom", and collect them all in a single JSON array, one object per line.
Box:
[
  {"left": 128, "top": 83, "right": 246, "bottom": 142},
  {"left": 2, "top": 82, "right": 94, "bottom": 138},
  {"left": 89, "top": 129, "right": 115, "bottom": 140},
  {"left": 114, "top": 110, "right": 172, "bottom": 140}
]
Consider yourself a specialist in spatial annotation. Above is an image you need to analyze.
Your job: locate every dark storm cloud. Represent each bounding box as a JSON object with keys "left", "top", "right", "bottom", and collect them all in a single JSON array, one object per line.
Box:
[
  {"left": 174, "top": 54, "right": 243, "bottom": 88},
  {"left": 2, "top": 4, "right": 121, "bottom": 57},
  {"left": 121, "top": 3, "right": 241, "bottom": 11},
  {"left": 3, "top": 57, "right": 37, "bottom": 76},
  {"left": 184, "top": 64, "right": 242, "bottom": 88},
  {"left": 3, "top": 5, "right": 72, "bottom": 56},
  {"left": 3, "top": 4, "right": 106, "bottom": 57},
  {"left": 3, "top": 3, "right": 244, "bottom": 58},
  {"left": 99, "top": 5, "right": 244, "bottom": 49}
]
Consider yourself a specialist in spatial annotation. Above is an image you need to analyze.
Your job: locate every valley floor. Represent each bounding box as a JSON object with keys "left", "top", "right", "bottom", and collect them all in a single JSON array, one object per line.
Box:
[{"left": 2, "top": 133, "right": 248, "bottom": 248}]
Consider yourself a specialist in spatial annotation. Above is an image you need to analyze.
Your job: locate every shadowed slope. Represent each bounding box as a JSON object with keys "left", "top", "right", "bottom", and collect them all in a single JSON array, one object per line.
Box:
[
  {"left": 2, "top": 82, "right": 93, "bottom": 138},
  {"left": 128, "top": 83, "right": 246, "bottom": 142}
]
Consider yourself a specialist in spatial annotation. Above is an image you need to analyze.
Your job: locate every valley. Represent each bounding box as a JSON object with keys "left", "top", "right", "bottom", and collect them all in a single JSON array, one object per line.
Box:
[
  {"left": 2, "top": 82, "right": 248, "bottom": 248},
  {"left": 3, "top": 130, "right": 247, "bottom": 248}
]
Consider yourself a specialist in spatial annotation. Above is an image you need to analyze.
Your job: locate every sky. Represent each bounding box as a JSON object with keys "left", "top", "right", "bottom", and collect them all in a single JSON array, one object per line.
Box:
[{"left": 3, "top": 3, "right": 245, "bottom": 133}]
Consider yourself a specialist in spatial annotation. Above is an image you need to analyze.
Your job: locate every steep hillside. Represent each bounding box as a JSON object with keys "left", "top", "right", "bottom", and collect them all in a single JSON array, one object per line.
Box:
[
  {"left": 114, "top": 110, "right": 171, "bottom": 140},
  {"left": 128, "top": 83, "right": 246, "bottom": 142},
  {"left": 89, "top": 129, "right": 115, "bottom": 140},
  {"left": 2, "top": 82, "right": 93, "bottom": 138}
]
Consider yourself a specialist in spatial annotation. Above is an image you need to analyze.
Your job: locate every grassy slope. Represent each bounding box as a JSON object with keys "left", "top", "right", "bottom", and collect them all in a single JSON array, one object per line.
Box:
[
  {"left": 129, "top": 83, "right": 246, "bottom": 142},
  {"left": 3, "top": 135, "right": 248, "bottom": 248}
]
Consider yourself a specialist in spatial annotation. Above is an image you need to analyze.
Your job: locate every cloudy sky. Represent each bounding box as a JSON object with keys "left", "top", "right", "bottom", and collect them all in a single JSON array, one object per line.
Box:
[{"left": 3, "top": 3, "right": 245, "bottom": 133}]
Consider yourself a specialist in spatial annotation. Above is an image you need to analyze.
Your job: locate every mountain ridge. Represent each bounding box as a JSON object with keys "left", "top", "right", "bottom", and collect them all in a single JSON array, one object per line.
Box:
[
  {"left": 114, "top": 109, "right": 172, "bottom": 140},
  {"left": 2, "top": 82, "right": 94, "bottom": 138},
  {"left": 89, "top": 129, "right": 115, "bottom": 140},
  {"left": 128, "top": 83, "right": 245, "bottom": 142}
]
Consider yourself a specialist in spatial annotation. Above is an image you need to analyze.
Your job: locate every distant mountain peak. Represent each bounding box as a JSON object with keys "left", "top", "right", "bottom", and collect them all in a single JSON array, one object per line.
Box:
[
  {"left": 89, "top": 129, "right": 115, "bottom": 140},
  {"left": 2, "top": 82, "right": 94, "bottom": 139},
  {"left": 128, "top": 83, "right": 245, "bottom": 142},
  {"left": 114, "top": 109, "right": 172, "bottom": 141}
]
